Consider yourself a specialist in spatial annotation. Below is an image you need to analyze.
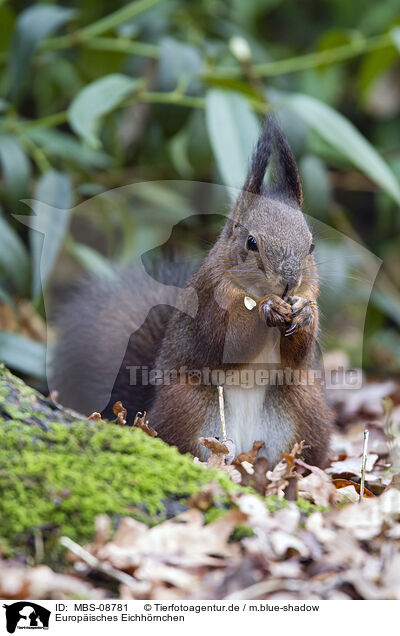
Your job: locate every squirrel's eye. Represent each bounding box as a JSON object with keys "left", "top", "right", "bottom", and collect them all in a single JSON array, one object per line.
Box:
[
  {"left": 246, "top": 235, "right": 258, "bottom": 252},
  {"left": 309, "top": 243, "right": 315, "bottom": 254}
]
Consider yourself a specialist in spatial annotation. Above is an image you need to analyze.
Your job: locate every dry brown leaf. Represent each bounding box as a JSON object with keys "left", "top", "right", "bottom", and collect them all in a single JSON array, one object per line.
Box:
[
  {"left": 305, "top": 511, "right": 336, "bottom": 544},
  {"left": 88, "top": 412, "right": 102, "bottom": 421},
  {"left": 0, "top": 563, "right": 105, "bottom": 600},
  {"left": 233, "top": 441, "right": 264, "bottom": 466},
  {"left": 133, "top": 411, "right": 157, "bottom": 437},
  {"left": 96, "top": 508, "right": 246, "bottom": 577},
  {"left": 269, "top": 530, "right": 309, "bottom": 558},
  {"left": 331, "top": 422, "right": 388, "bottom": 458},
  {"left": 88, "top": 514, "right": 112, "bottom": 555},
  {"left": 187, "top": 481, "right": 225, "bottom": 511},
  {"left": 327, "top": 453, "right": 379, "bottom": 478},
  {"left": 335, "top": 484, "right": 359, "bottom": 503},
  {"left": 198, "top": 436, "right": 229, "bottom": 469},
  {"left": 3, "top": 371, "right": 400, "bottom": 601},
  {"left": 199, "top": 437, "right": 229, "bottom": 455},
  {"left": 113, "top": 401, "right": 127, "bottom": 426},
  {"left": 263, "top": 442, "right": 304, "bottom": 497},
  {"left": 328, "top": 380, "right": 397, "bottom": 421},
  {"left": 134, "top": 561, "right": 197, "bottom": 590},
  {"left": 264, "top": 468, "right": 290, "bottom": 497},
  {"left": 382, "top": 552, "right": 400, "bottom": 599},
  {"left": 332, "top": 478, "right": 374, "bottom": 498},
  {"left": 112, "top": 517, "right": 148, "bottom": 548},
  {"left": 332, "top": 488, "right": 400, "bottom": 540},
  {"left": 296, "top": 459, "right": 338, "bottom": 507}
]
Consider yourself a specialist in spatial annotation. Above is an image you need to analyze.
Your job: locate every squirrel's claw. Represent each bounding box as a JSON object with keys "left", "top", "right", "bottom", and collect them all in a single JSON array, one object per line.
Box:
[
  {"left": 260, "top": 295, "right": 292, "bottom": 328},
  {"left": 285, "top": 296, "right": 315, "bottom": 336},
  {"left": 285, "top": 322, "right": 298, "bottom": 336}
]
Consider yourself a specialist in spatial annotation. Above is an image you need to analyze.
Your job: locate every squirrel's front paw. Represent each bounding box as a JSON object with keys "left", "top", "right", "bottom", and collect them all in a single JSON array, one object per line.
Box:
[
  {"left": 285, "top": 296, "right": 315, "bottom": 336},
  {"left": 259, "top": 295, "right": 292, "bottom": 328}
]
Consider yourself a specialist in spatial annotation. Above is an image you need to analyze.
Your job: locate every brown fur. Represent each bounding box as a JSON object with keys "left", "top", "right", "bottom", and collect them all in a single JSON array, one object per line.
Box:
[{"left": 52, "top": 115, "right": 333, "bottom": 467}]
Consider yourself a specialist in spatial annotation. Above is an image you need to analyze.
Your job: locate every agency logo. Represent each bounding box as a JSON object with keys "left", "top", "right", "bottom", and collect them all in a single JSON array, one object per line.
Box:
[
  {"left": 2, "top": 602, "right": 50, "bottom": 634},
  {"left": 15, "top": 180, "right": 380, "bottom": 410}
]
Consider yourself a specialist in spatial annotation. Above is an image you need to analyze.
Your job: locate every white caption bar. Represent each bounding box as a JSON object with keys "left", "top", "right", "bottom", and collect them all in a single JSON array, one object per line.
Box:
[{"left": 0, "top": 599, "right": 396, "bottom": 634}]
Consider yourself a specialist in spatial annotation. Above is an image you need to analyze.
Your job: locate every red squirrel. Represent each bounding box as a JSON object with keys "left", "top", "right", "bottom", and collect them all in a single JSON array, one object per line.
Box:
[{"left": 52, "top": 115, "right": 333, "bottom": 468}]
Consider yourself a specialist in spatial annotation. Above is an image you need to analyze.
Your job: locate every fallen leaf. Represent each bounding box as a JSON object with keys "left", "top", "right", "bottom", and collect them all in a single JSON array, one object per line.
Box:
[
  {"left": 233, "top": 441, "right": 264, "bottom": 466},
  {"left": 133, "top": 411, "right": 157, "bottom": 437},
  {"left": 187, "top": 482, "right": 225, "bottom": 511},
  {"left": 297, "top": 460, "right": 338, "bottom": 507},
  {"left": 327, "top": 453, "right": 378, "bottom": 477},
  {"left": 332, "top": 478, "right": 374, "bottom": 498},
  {"left": 88, "top": 412, "right": 102, "bottom": 421},
  {"left": 335, "top": 485, "right": 359, "bottom": 504},
  {"left": 199, "top": 436, "right": 229, "bottom": 469},
  {"left": 328, "top": 380, "right": 397, "bottom": 421},
  {"left": 113, "top": 401, "right": 127, "bottom": 426}
]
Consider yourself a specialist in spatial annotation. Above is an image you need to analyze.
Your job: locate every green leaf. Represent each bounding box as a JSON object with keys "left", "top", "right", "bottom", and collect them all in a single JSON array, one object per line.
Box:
[
  {"left": 8, "top": 4, "right": 76, "bottom": 100},
  {"left": 359, "top": 46, "right": 398, "bottom": 96},
  {"left": 371, "top": 289, "right": 400, "bottom": 329},
  {"left": 0, "top": 6, "right": 15, "bottom": 53},
  {"left": 26, "top": 129, "right": 113, "bottom": 170},
  {"left": 205, "top": 89, "right": 260, "bottom": 190},
  {"left": 0, "top": 332, "right": 46, "bottom": 379},
  {"left": 0, "top": 134, "right": 31, "bottom": 199},
  {"left": 285, "top": 92, "right": 400, "bottom": 205},
  {"left": 0, "top": 285, "right": 14, "bottom": 307},
  {"left": 186, "top": 110, "right": 212, "bottom": 171},
  {"left": 299, "top": 155, "right": 332, "bottom": 219},
  {"left": 158, "top": 37, "right": 203, "bottom": 94},
  {"left": 204, "top": 76, "right": 263, "bottom": 100},
  {"left": 68, "top": 74, "right": 139, "bottom": 147},
  {"left": 0, "top": 213, "right": 29, "bottom": 293},
  {"left": 390, "top": 26, "right": 400, "bottom": 52},
  {"left": 134, "top": 182, "right": 189, "bottom": 216},
  {"left": 67, "top": 241, "right": 115, "bottom": 279},
  {"left": 20, "top": 172, "right": 72, "bottom": 298}
]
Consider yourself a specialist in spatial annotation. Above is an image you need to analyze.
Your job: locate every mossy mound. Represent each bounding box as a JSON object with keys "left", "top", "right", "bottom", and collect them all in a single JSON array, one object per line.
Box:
[
  {"left": 0, "top": 365, "right": 324, "bottom": 565},
  {"left": 0, "top": 365, "right": 237, "bottom": 560}
]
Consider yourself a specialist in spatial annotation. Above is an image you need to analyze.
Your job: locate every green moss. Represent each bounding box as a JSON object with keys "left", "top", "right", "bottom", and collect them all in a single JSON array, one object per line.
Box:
[
  {"left": 0, "top": 418, "right": 241, "bottom": 555},
  {"left": 296, "top": 497, "right": 329, "bottom": 514},
  {"left": 265, "top": 495, "right": 289, "bottom": 513},
  {"left": 0, "top": 365, "right": 239, "bottom": 561},
  {"left": 0, "top": 365, "right": 329, "bottom": 565},
  {"left": 230, "top": 524, "right": 254, "bottom": 541},
  {"left": 203, "top": 505, "right": 228, "bottom": 524}
]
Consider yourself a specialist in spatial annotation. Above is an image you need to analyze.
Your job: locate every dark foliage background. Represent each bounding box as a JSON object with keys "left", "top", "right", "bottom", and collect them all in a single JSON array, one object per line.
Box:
[{"left": 1, "top": 0, "right": 400, "bottom": 383}]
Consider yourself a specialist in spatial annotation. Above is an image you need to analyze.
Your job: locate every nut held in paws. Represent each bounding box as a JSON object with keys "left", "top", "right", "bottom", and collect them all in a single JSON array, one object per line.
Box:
[{"left": 244, "top": 296, "right": 257, "bottom": 310}]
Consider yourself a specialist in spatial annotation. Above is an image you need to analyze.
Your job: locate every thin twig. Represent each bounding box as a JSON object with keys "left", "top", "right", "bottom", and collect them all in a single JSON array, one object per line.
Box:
[
  {"left": 42, "top": 0, "right": 165, "bottom": 50},
  {"left": 206, "top": 32, "right": 393, "bottom": 80},
  {"left": 60, "top": 535, "right": 138, "bottom": 589},
  {"left": 359, "top": 429, "right": 369, "bottom": 502},
  {"left": 85, "top": 36, "right": 160, "bottom": 59},
  {"left": 218, "top": 385, "right": 227, "bottom": 442}
]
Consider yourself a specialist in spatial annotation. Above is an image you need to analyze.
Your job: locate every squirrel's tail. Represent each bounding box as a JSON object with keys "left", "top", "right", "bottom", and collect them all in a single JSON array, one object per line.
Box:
[{"left": 50, "top": 260, "right": 194, "bottom": 419}]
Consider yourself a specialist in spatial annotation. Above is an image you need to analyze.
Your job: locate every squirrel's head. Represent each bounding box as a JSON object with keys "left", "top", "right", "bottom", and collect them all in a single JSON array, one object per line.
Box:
[{"left": 225, "top": 114, "right": 314, "bottom": 298}]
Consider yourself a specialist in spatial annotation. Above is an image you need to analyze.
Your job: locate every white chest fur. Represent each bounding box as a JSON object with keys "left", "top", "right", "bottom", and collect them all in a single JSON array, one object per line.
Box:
[
  {"left": 203, "top": 332, "right": 296, "bottom": 467},
  {"left": 223, "top": 384, "right": 294, "bottom": 467}
]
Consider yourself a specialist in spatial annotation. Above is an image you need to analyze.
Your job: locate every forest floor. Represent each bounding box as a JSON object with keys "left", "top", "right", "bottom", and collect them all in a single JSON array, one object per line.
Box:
[{"left": 0, "top": 362, "right": 399, "bottom": 601}]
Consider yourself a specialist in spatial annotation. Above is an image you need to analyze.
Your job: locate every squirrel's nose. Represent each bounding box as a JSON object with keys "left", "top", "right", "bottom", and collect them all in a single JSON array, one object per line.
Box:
[{"left": 282, "top": 276, "right": 298, "bottom": 294}]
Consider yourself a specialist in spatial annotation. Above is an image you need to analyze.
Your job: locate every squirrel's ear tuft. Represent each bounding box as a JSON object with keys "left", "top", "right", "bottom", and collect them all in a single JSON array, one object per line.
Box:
[{"left": 243, "top": 114, "right": 303, "bottom": 206}]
